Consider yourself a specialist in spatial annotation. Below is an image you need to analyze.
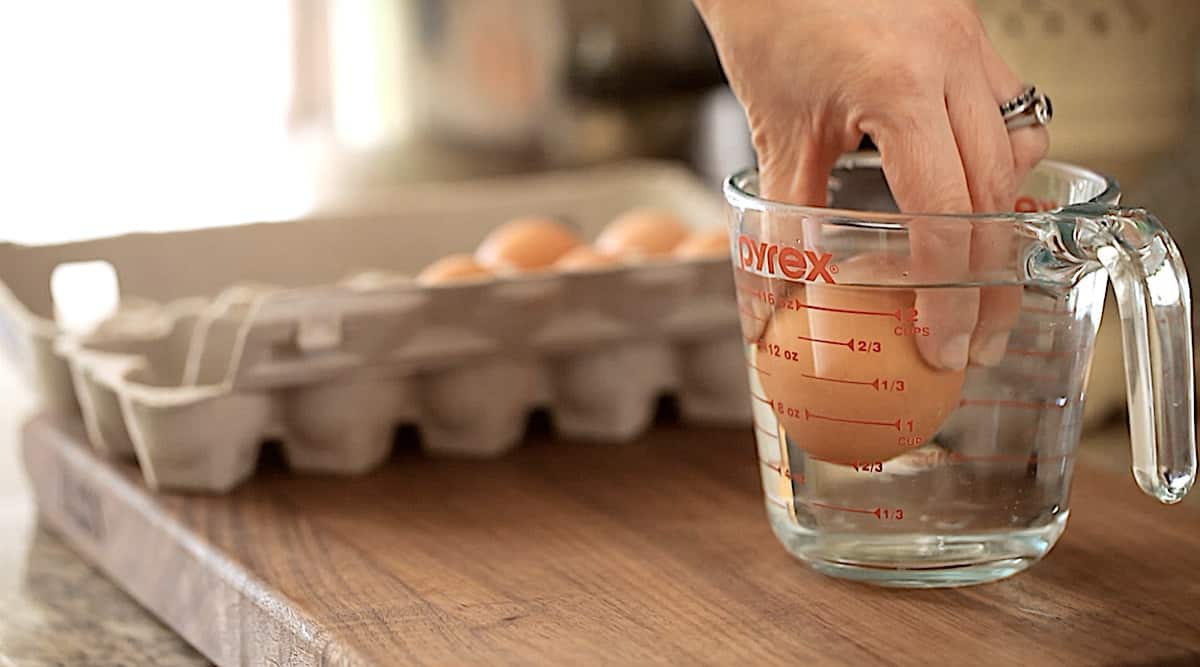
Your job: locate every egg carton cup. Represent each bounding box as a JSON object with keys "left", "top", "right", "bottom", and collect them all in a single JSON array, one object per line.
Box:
[{"left": 0, "top": 161, "right": 749, "bottom": 492}]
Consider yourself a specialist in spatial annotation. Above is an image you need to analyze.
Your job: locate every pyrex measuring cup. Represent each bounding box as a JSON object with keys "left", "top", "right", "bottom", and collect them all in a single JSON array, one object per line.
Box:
[{"left": 725, "top": 153, "right": 1195, "bottom": 587}]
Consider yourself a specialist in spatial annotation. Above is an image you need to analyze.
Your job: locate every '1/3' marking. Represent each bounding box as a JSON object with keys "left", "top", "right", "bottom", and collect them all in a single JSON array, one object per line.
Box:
[
  {"left": 802, "top": 374, "right": 906, "bottom": 392},
  {"left": 806, "top": 501, "right": 905, "bottom": 520}
]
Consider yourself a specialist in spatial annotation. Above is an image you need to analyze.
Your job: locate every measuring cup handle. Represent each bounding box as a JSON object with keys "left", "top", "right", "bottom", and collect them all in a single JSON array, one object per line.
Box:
[{"left": 1092, "top": 208, "right": 1196, "bottom": 503}]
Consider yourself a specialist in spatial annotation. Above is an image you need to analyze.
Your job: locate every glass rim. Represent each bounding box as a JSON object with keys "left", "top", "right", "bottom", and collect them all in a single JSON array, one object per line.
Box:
[{"left": 723, "top": 152, "right": 1120, "bottom": 222}]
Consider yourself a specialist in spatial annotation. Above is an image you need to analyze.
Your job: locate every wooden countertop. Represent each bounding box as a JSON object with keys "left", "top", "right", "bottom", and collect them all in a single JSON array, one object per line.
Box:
[{"left": 19, "top": 413, "right": 1200, "bottom": 666}]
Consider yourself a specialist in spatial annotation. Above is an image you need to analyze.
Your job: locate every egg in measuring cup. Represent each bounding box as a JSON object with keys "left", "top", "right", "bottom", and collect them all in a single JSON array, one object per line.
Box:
[{"left": 754, "top": 256, "right": 965, "bottom": 465}]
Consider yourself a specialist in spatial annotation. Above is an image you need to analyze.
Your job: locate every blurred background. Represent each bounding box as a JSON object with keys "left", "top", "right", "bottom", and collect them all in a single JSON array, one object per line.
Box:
[
  {"left": 0, "top": 1, "right": 1197, "bottom": 237},
  {"left": 1, "top": 0, "right": 1198, "bottom": 423},
  {"left": 0, "top": 1, "right": 1198, "bottom": 659}
]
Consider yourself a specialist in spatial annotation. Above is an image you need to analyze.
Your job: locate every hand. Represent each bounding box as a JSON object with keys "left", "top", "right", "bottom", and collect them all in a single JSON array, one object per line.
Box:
[{"left": 696, "top": 0, "right": 1050, "bottom": 370}]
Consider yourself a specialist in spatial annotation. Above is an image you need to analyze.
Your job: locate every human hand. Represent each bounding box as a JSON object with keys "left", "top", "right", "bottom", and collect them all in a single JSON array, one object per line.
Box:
[{"left": 696, "top": 0, "right": 1050, "bottom": 370}]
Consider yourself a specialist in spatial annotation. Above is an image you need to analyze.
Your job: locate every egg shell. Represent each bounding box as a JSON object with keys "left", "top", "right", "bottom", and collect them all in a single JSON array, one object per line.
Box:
[
  {"left": 416, "top": 254, "right": 494, "bottom": 285},
  {"left": 553, "top": 245, "right": 620, "bottom": 272},
  {"left": 674, "top": 228, "right": 730, "bottom": 259},
  {"left": 595, "top": 208, "right": 690, "bottom": 258},
  {"left": 476, "top": 217, "right": 581, "bottom": 271},
  {"left": 733, "top": 254, "right": 802, "bottom": 346},
  {"left": 755, "top": 262, "right": 965, "bottom": 465}
]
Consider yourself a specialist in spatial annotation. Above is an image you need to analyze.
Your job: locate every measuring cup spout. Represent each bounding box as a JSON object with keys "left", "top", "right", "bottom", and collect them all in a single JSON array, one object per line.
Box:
[{"left": 1074, "top": 208, "right": 1196, "bottom": 503}]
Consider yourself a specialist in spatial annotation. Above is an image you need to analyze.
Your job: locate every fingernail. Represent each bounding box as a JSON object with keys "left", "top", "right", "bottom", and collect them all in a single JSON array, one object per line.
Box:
[
  {"left": 971, "top": 332, "right": 1010, "bottom": 367},
  {"left": 939, "top": 334, "right": 971, "bottom": 371}
]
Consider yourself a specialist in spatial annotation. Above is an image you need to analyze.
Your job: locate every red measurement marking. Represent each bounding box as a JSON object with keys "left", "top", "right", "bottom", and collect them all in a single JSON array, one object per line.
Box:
[
  {"left": 760, "top": 461, "right": 807, "bottom": 483},
  {"left": 1021, "top": 306, "right": 1063, "bottom": 315},
  {"left": 793, "top": 300, "right": 902, "bottom": 320},
  {"left": 746, "top": 361, "right": 771, "bottom": 376},
  {"left": 805, "top": 456, "right": 885, "bottom": 473},
  {"left": 959, "top": 398, "right": 1065, "bottom": 410},
  {"left": 802, "top": 373, "right": 879, "bottom": 389},
  {"left": 1006, "top": 347, "right": 1069, "bottom": 359},
  {"left": 958, "top": 452, "right": 1072, "bottom": 465},
  {"left": 754, "top": 423, "right": 779, "bottom": 439},
  {"left": 850, "top": 461, "right": 885, "bottom": 472},
  {"left": 808, "top": 501, "right": 878, "bottom": 515},
  {"left": 805, "top": 408, "right": 901, "bottom": 431},
  {"left": 1011, "top": 324, "right": 1060, "bottom": 337},
  {"left": 765, "top": 495, "right": 790, "bottom": 509},
  {"left": 903, "top": 450, "right": 1073, "bottom": 466},
  {"left": 737, "top": 307, "right": 767, "bottom": 321},
  {"left": 796, "top": 334, "right": 853, "bottom": 349},
  {"left": 1007, "top": 371, "right": 1060, "bottom": 384},
  {"left": 751, "top": 393, "right": 773, "bottom": 405}
]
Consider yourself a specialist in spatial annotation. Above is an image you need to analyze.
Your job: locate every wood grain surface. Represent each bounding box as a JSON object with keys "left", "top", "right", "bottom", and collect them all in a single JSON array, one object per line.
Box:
[{"left": 21, "top": 414, "right": 1200, "bottom": 666}]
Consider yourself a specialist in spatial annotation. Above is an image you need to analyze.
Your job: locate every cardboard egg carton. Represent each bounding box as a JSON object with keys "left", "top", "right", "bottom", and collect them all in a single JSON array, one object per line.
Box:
[{"left": 0, "top": 161, "right": 749, "bottom": 492}]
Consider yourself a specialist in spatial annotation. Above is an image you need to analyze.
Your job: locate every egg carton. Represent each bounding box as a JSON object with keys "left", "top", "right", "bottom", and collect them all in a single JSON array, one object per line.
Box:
[{"left": 0, "top": 161, "right": 749, "bottom": 492}]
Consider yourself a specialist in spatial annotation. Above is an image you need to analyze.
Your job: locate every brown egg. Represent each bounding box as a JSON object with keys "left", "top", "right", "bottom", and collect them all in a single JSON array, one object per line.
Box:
[
  {"left": 595, "top": 208, "right": 690, "bottom": 258},
  {"left": 476, "top": 217, "right": 581, "bottom": 271},
  {"left": 553, "top": 245, "right": 620, "bottom": 272},
  {"left": 734, "top": 269, "right": 777, "bottom": 345},
  {"left": 416, "top": 254, "right": 494, "bottom": 285},
  {"left": 755, "top": 259, "right": 965, "bottom": 465},
  {"left": 674, "top": 228, "right": 729, "bottom": 259}
]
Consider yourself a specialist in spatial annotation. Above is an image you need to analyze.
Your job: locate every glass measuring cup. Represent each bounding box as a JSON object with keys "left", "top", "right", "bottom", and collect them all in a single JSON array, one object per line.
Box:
[{"left": 725, "top": 153, "right": 1195, "bottom": 587}]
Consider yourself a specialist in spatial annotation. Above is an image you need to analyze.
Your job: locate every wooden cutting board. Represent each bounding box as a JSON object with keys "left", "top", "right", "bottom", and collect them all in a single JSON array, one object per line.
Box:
[{"left": 21, "top": 414, "right": 1200, "bottom": 666}]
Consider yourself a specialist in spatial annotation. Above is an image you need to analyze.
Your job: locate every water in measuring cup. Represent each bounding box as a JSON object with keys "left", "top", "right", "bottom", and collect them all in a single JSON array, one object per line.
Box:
[{"left": 739, "top": 275, "right": 1100, "bottom": 587}]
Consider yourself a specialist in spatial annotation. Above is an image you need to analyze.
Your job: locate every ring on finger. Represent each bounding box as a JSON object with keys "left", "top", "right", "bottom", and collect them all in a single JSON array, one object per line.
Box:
[{"left": 1001, "top": 85, "right": 1052, "bottom": 130}]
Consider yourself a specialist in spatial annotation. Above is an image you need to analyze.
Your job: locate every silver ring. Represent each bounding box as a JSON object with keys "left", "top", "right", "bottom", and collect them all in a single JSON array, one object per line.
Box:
[{"left": 1001, "top": 85, "right": 1052, "bottom": 130}]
